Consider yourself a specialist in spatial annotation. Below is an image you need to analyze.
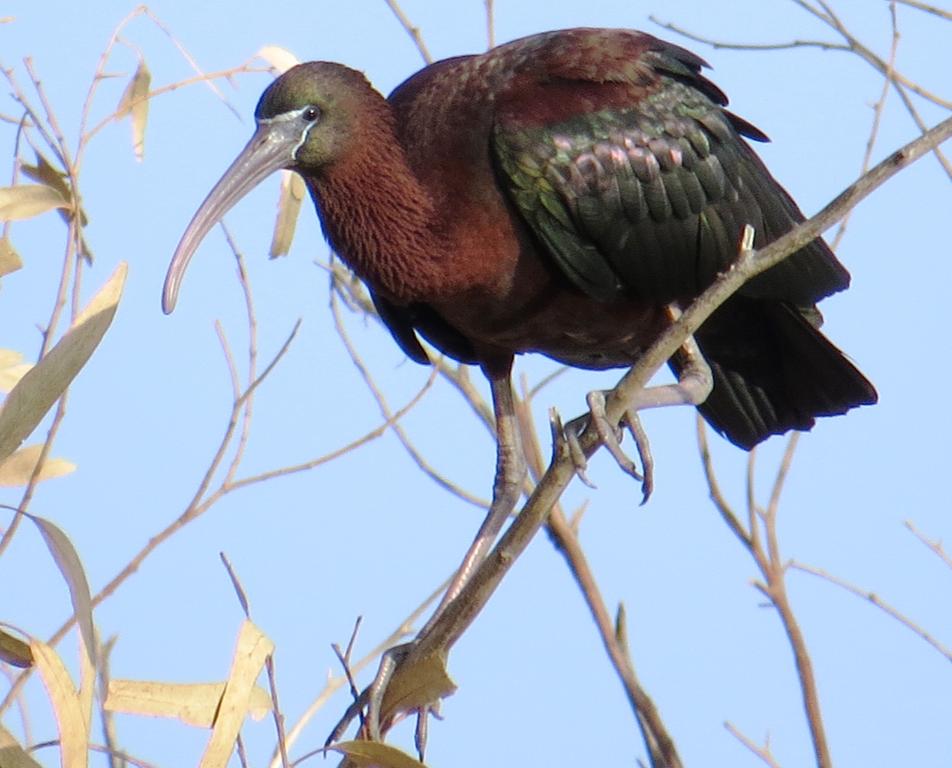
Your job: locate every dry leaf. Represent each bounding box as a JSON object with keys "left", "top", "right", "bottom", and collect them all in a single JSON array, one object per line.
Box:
[
  {"left": 105, "top": 680, "right": 272, "bottom": 727},
  {"left": 0, "top": 262, "right": 126, "bottom": 462},
  {"left": 28, "top": 514, "right": 96, "bottom": 670},
  {"left": 332, "top": 741, "right": 428, "bottom": 768},
  {"left": 0, "top": 444, "right": 75, "bottom": 485},
  {"left": 199, "top": 620, "right": 274, "bottom": 768},
  {"left": 21, "top": 153, "right": 88, "bottom": 228},
  {"left": 32, "top": 640, "right": 88, "bottom": 768},
  {"left": 0, "top": 236, "right": 22, "bottom": 278},
  {"left": 0, "top": 628, "right": 32, "bottom": 668},
  {"left": 117, "top": 60, "right": 151, "bottom": 161},
  {"left": 0, "top": 724, "right": 43, "bottom": 768},
  {"left": 257, "top": 45, "right": 300, "bottom": 74},
  {"left": 0, "top": 184, "right": 68, "bottom": 222},
  {"left": 21, "top": 152, "right": 71, "bottom": 202},
  {"left": 379, "top": 650, "right": 456, "bottom": 727},
  {"left": 0, "top": 349, "right": 32, "bottom": 393},
  {"left": 0, "top": 350, "right": 32, "bottom": 393},
  {"left": 269, "top": 171, "right": 305, "bottom": 258}
]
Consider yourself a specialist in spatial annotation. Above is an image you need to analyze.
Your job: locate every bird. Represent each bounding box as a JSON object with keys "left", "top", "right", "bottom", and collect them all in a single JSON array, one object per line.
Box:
[{"left": 163, "top": 27, "right": 877, "bottom": 745}]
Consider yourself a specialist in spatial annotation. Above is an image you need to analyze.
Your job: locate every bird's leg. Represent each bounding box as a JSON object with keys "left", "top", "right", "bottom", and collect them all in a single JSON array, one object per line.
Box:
[
  {"left": 328, "top": 365, "right": 526, "bottom": 753},
  {"left": 562, "top": 304, "right": 712, "bottom": 502},
  {"left": 421, "top": 367, "right": 526, "bottom": 618}
]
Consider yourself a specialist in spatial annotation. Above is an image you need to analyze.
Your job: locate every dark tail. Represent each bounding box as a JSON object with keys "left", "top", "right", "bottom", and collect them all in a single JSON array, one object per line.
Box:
[{"left": 670, "top": 297, "right": 877, "bottom": 450}]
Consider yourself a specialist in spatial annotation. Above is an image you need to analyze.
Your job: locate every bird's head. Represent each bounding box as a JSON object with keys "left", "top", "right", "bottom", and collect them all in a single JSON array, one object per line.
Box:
[{"left": 162, "top": 62, "right": 376, "bottom": 313}]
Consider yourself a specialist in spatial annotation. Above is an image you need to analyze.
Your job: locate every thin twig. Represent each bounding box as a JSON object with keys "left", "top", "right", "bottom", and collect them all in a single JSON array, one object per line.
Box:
[
  {"left": 830, "top": 1, "right": 899, "bottom": 250},
  {"left": 724, "top": 723, "right": 783, "bottom": 768},
  {"left": 330, "top": 289, "right": 488, "bottom": 508},
  {"left": 791, "top": 561, "right": 952, "bottom": 661},
  {"left": 893, "top": 0, "right": 952, "bottom": 21},
  {"left": 904, "top": 520, "right": 952, "bottom": 570},
  {"left": 382, "top": 0, "right": 432, "bottom": 63},
  {"left": 268, "top": 580, "right": 449, "bottom": 768}
]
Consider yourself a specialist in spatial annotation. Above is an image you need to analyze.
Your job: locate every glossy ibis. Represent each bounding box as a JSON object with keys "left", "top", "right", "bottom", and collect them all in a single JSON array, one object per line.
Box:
[{"left": 164, "top": 27, "right": 876, "bottom": 745}]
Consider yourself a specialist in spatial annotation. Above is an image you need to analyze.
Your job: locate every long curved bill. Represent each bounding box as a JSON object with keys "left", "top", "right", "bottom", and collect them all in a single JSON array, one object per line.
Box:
[{"left": 162, "top": 118, "right": 304, "bottom": 314}]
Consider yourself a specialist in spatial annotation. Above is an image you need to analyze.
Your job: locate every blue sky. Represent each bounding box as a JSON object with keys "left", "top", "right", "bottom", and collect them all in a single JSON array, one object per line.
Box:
[{"left": 2, "top": 1, "right": 950, "bottom": 766}]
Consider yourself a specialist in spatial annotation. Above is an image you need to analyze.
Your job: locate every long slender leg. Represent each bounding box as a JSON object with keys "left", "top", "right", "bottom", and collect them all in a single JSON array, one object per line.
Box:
[
  {"left": 329, "top": 364, "right": 527, "bottom": 750},
  {"left": 420, "top": 366, "right": 525, "bottom": 629}
]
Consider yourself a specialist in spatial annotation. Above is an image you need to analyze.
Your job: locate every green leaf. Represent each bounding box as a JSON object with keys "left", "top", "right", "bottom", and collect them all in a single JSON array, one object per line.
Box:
[
  {"left": 0, "top": 262, "right": 127, "bottom": 462},
  {"left": 0, "top": 184, "right": 68, "bottom": 222},
  {"left": 28, "top": 514, "right": 96, "bottom": 669}
]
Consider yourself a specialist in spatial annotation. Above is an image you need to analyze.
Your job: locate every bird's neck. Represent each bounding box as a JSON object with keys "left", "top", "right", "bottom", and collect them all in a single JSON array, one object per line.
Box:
[{"left": 307, "top": 126, "right": 448, "bottom": 303}]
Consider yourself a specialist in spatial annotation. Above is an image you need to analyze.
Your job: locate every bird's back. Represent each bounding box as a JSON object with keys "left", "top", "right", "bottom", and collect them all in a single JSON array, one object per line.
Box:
[{"left": 380, "top": 29, "right": 875, "bottom": 446}]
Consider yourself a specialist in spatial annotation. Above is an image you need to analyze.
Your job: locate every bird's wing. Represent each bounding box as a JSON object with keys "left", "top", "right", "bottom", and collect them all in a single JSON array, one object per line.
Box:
[
  {"left": 371, "top": 291, "right": 480, "bottom": 366},
  {"left": 491, "top": 31, "right": 849, "bottom": 305}
]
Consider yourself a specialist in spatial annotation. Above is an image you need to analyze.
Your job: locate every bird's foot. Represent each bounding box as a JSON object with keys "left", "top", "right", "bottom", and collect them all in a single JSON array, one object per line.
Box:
[
  {"left": 559, "top": 390, "right": 654, "bottom": 503},
  {"left": 326, "top": 640, "right": 456, "bottom": 760}
]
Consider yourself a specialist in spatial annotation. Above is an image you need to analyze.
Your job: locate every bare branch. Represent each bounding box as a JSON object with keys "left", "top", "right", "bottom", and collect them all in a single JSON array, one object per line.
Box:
[
  {"left": 830, "top": 1, "right": 900, "bottom": 250},
  {"left": 725, "top": 723, "right": 783, "bottom": 768},
  {"left": 330, "top": 289, "right": 488, "bottom": 508},
  {"left": 381, "top": 0, "right": 432, "bottom": 63},
  {"left": 905, "top": 520, "right": 952, "bottom": 570},
  {"left": 791, "top": 561, "right": 952, "bottom": 661},
  {"left": 894, "top": 0, "right": 952, "bottom": 21}
]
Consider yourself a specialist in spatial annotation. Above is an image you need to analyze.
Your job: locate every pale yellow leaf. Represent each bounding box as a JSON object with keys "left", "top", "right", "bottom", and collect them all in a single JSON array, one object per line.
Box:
[
  {"left": 31, "top": 640, "right": 88, "bottom": 768},
  {"left": 117, "top": 61, "right": 151, "bottom": 161},
  {"left": 105, "top": 680, "right": 272, "bottom": 727},
  {"left": 0, "top": 236, "right": 22, "bottom": 278},
  {"left": 0, "top": 628, "right": 32, "bottom": 668},
  {"left": 199, "top": 620, "right": 274, "bottom": 768},
  {"left": 269, "top": 171, "right": 305, "bottom": 258},
  {"left": 332, "top": 741, "right": 428, "bottom": 768},
  {"left": 28, "top": 514, "right": 96, "bottom": 670},
  {"left": 0, "top": 724, "right": 43, "bottom": 768},
  {"left": 0, "top": 445, "right": 75, "bottom": 485},
  {"left": 0, "top": 348, "right": 33, "bottom": 393},
  {"left": 0, "top": 349, "right": 32, "bottom": 393},
  {"left": 0, "top": 262, "right": 127, "bottom": 462},
  {"left": 0, "top": 184, "right": 68, "bottom": 222},
  {"left": 257, "top": 46, "right": 300, "bottom": 74}
]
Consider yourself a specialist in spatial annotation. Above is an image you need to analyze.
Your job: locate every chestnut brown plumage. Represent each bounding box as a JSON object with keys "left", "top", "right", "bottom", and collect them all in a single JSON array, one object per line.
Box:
[{"left": 164, "top": 27, "right": 876, "bottom": 744}]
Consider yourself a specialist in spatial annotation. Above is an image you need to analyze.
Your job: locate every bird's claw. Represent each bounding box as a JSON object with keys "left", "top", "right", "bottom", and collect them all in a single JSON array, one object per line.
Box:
[
  {"left": 551, "top": 408, "right": 597, "bottom": 488},
  {"left": 326, "top": 640, "right": 454, "bottom": 761},
  {"left": 558, "top": 390, "right": 654, "bottom": 503},
  {"left": 327, "top": 642, "right": 411, "bottom": 750}
]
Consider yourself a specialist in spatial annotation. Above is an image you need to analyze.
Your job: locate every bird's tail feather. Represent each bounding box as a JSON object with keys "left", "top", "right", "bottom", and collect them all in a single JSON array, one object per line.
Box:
[{"left": 670, "top": 298, "right": 877, "bottom": 449}]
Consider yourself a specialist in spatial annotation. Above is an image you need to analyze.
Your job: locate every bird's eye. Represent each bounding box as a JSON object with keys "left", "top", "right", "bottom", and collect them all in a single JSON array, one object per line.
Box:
[{"left": 302, "top": 106, "right": 320, "bottom": 122}]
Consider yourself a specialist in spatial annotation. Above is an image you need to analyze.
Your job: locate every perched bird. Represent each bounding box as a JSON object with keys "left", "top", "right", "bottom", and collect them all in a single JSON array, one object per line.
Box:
[{"left": 164, "top": 27, "right": 876, "bottom": 742}]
